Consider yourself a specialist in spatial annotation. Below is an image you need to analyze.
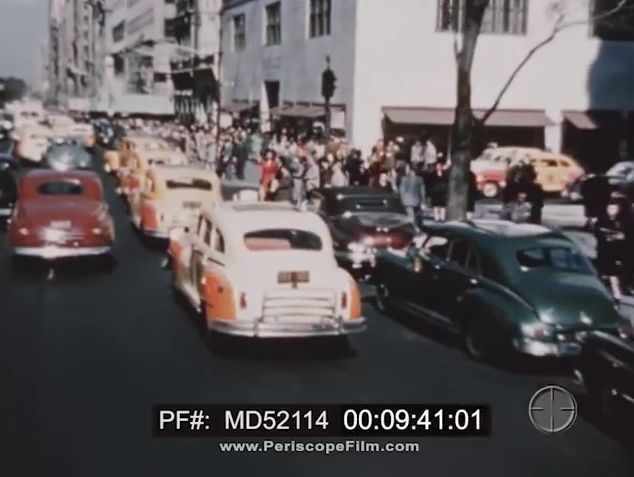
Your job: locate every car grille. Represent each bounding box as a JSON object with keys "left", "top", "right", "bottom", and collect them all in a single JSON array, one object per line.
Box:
[
  {"left": 182, "top": 201, "right": 202, "bottom": 210},
  {"left": 262, "top": 289, "right": 336, "bottom": 322}
]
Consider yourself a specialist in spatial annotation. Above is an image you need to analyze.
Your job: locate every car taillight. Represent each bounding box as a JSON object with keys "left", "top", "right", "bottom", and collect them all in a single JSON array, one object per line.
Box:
[
  {"left": 340, "top": 291, "right": 348, "bottom": 309},
  {"left": 239, "top": 292, "right": 247, "bottom": 309},
  {"left": 18, "top": 227, "right": 29, "bottom": 236}
]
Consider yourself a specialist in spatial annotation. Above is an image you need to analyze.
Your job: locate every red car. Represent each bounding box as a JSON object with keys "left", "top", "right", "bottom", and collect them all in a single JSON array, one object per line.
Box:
[{"left": 8, "top": 170, "right": 114, "bottom": 262}]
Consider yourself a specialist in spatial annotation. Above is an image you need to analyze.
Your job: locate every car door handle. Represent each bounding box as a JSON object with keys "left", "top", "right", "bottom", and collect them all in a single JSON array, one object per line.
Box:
[{"left": 470, "top": 278, "right": 479, "bottom": 286}]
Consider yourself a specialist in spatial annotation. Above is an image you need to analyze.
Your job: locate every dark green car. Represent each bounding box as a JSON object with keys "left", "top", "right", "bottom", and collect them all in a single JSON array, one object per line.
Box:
[{"left": 372, "top": 220, "right": 633, "bottom": 360}]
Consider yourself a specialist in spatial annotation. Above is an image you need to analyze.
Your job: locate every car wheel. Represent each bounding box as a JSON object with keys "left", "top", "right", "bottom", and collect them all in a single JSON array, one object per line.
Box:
[
  {"left": 464, "top": 320, "right": 492, "bottom": 362},
  {"left": 482, "top": 181, "right": 500, "bottom": 199},
  {"left": 375, "top": 282, "right": 392, "bottom": 313}
]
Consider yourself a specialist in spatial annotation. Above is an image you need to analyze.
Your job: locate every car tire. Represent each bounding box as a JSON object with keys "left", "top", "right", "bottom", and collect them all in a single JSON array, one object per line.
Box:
[
  {"left": 464, "top": 320, "right": 493, "bottom": 362},
  {"left": 482, "top": 181, "right": 500, "bottom": 199},
  {"left": 375, "top": 282, "right": 392, "bottom": 313}
]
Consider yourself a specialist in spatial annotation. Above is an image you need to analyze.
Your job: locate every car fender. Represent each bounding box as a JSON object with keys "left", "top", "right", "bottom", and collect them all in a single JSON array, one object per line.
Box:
[{"left": 458, "top": 287, "right": 536, "bottom": 336}]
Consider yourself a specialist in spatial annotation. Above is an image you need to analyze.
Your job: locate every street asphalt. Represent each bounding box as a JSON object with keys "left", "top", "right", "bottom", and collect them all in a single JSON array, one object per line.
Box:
[{"left": 0, "top": 157, "right": 632, "bottom": 477}]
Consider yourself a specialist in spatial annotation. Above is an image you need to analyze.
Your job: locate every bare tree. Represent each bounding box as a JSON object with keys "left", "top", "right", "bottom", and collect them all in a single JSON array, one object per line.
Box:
[{"left": 446, "top": 0, "right": 631, "bottom": 220}]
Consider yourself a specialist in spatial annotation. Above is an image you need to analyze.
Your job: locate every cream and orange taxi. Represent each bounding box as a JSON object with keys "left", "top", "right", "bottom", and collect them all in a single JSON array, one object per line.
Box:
[
  {"left": 129, "top": 164, "right": 221, "bottom": 239},
  {"left": 168, "top": 201, "right": 366, "bottom": 339},
  {"left": 116, "top": 136, "right": 188, "bottom": 203}
]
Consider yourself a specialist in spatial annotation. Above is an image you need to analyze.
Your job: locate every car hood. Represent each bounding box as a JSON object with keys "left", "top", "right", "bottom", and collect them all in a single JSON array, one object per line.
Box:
[{"left": 513, "top": 272, "right": 620, "bottom": 327}]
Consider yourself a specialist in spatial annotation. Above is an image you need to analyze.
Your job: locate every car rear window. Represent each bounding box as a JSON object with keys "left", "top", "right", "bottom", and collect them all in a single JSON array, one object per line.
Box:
[
  {"left": 165, "top": 178, "right": 212, "bottom": 191},
  {"left": 333, "top": 196, "right": 405, "bottom": 215},
  {"left": 516, "top": 246, "right": 592, "bottom": 274},
  {"left": 244, "top": 229, "right": 322, "bottom": 251},
  {"left": 37, "top": 180, "right": 84, "bottom": 196}
]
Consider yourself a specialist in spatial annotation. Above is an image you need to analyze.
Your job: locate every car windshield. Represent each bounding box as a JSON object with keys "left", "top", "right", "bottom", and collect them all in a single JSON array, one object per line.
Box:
[
  {"left": 244, "top": 229, "right": 323, "bottom": 251},
  {"left": 165, "top": 177, "right": 212, "bottom": 191},
  {"left": 606, "top": 162, "right": 634, "bottom": 178},
  {"left": 37, "top": 180, "right": 84, "bottom": 196},
  {"left": 516, "top": 246, "right": 592, "bottom": 274},
  {"left": 333, "top": 196, "right": 405, "bottom": 215}
]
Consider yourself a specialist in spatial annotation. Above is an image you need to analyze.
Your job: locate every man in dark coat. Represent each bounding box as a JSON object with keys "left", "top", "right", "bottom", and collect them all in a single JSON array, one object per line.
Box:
[{"left": 580, "top": 174, "right": 611, "bottom": 230}]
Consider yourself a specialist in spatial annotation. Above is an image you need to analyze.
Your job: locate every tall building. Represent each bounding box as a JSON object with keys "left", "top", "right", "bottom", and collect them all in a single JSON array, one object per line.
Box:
[
  {"left": 171, "top": 0, "right": 223, "bottom": 124},
  {"left": 221, "top": 0, "right": 634, "bottom": 169}
]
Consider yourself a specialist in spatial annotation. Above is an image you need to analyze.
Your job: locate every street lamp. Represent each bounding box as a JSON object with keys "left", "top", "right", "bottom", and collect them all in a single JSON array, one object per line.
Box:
[{"left": 321, "top": 55, "right": 337, "bottom": 138}]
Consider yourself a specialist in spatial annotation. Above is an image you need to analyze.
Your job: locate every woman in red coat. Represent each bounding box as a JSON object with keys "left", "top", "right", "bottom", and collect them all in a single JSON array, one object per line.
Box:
[{"left": 259, "top": 150, "right": 279, "bottom": 200}]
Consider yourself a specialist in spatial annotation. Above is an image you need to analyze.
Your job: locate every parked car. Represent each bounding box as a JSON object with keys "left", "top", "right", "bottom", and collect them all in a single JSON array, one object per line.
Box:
[
  {"left": 129, "top": 165, "right": 222, "bottom": 239},
  {"left": 13, "top": 124, "right": 52, "bottom": 164},
  {"left": 562, "top": 161, "right": 634, "bottom": 203},
  {"left": 575, "top": 331, "right": 634, "bottom": 417},
  {"left": 307, "top": 186, "right": 416, "bottom": 278},
  {"left": 371, "top": 219, "right": 631, "bottom": 361},
  {"left": 116, "top": 137, "right": 187, "bottom": 201},
  {"left": 7, "top": 170, "right": 115, "bottom": 263},
  {"left": 471, "top": 147, "right": 584, "bottom": 198},
  {"left": 0, "top": 156, "right": 18, "bottom": 223},
  {"left": 43, "top": 143, "right": 93, "bottom": 171},
  {"left": 103, "top": 134, "right": 161, "bottom": 174},
  {"left": 168, "top": 201, "right": 365, "bottom": 342}
]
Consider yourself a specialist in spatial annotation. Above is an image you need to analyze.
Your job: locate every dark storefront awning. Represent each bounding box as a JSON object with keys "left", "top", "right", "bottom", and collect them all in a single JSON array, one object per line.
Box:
[
  {"left": 193, "top": 67, "right": 218, "bottom": 101},
  {"left": 382, "top": 107, "right": 553, "bottom": 127},
  {"left": 171, "top": 71, "right": 194, "bottom": 91},
  {"left": 277, "top": 104, "right": 343, "bottom": 119},
  {"left": 223, "top": 101, "right": 257, "bottom": 114},
  {"left": 563, "top": 110, "right": 629, "bottom": 130}
]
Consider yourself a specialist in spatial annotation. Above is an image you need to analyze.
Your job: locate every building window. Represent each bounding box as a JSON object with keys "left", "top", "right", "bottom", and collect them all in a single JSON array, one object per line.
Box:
[
  {"left": 233, "top": 14, "right": 246, "bottom": 51},
  {"left": 112, "top": 20, "right": 125, "bottom": 42},
  {"left": 309, "top": 0, "right": 331, "bottom": 37},
  {"left": 592, "top": 0, "right": 634, "bottom": 41},
  {"left": 436, "top": 0, "right": 528, "bottom": 35},
  {"left": 164, "top": 18, "right": 177, "bottom": 39},
  {"left": 265, "top": 2, "right": 282, "bottom": 45}
]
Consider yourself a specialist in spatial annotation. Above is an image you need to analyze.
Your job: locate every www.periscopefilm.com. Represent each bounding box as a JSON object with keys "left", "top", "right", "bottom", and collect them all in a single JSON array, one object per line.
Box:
[{"left": 218, "top": 440, "right": 421, "bottom": 454}]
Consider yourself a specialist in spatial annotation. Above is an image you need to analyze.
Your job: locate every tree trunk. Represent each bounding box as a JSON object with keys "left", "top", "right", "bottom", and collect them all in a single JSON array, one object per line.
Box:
[{"left": 447, "top": 0, "right": 489, "bottom": 220}]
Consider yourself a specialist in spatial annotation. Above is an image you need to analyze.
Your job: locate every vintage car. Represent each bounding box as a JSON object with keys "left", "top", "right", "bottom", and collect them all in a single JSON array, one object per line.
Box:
[
  {"left": 104, "top": 135, "right": 179, "bottom": 175},
  {"left": 13, "top": 124, "right": 52, "bottom": 164},
  {"left": 129, "top": 165, "right": 222, "bottom": 239},
  {"left": 168, "top": 201, "right": 365, "bottom": 340},
  {"left": 562, "top": 161, "right": 634, "bottom": 203},
  {"left": 371, "top": 219, "right": 632, "bottom": 361},
  {"left": 7, "top": 170, "right": 115, "bottom": 262},
  {"left": 0, "top": 156, "right": 18, "bottom": 223},
  {"left": 116, "top": 137, "right": 187, "bottom": 200},
  {"left": 307, "top": 186, "right": 416, "bottom": 278},
  {"left": 471, "top": 147, "right": 584, "bottom": 198},
  {"left": 93, "top": 120, "right": 124, "bottom": 150},
  {"left": 574, "top": 331, "right": 634, "bottom": 418},
  {"left": 43, "top": 143, "right": 93, "bottom": 171}
]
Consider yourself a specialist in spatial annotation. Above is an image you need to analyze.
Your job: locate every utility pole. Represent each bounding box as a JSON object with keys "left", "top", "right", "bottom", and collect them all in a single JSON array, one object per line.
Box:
[{"left": 215, "top": 3, "right": 224, "bottom": 147}]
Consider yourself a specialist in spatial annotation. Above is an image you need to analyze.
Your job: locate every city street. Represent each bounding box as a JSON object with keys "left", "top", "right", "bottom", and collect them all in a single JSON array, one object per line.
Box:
[{"left": 0, "top": 164, "right": 632, "bottom": 477}]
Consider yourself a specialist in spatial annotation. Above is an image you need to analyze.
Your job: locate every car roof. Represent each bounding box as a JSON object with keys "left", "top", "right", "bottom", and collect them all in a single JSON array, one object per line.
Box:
[
  {"left": 205, "top": 201, "right": 330, "bottom": 237},
  {"left": 423, "top": 219, "right": 567, "bottom": 248},
  {"left": 149, "top": 164, "right": 219, "bottom": 181},
  {"left": 316, "top": 186, "right": 395, "bottom": 199},
  {"left": 21, "top": 169, "right": 100, "bottom": 183}
]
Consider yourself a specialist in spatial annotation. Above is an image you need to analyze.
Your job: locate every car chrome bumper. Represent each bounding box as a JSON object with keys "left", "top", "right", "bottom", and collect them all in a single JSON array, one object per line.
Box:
[
  {"left": 13, "top": 246, "right": 111, "bottom": 259},
  {"left": 335, "top": 250, "right": 376, "bottom": 269},
  {"left": 513, "top": 337, "right": 582, "bottom": 357},
  {"left": 209, "top": 316, "right": 367, "bottom": 338},
  {"left": 0, "top": 208, "right": 12, "bottom": 217},
  {"left": 142, "top": 228, "right": 169, "bottom": 239}
]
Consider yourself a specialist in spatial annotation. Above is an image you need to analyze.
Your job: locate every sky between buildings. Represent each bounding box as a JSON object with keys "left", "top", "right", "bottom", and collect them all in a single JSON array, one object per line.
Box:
[{"left": 0, "top": 0, "right": 49, "bottom": 85}]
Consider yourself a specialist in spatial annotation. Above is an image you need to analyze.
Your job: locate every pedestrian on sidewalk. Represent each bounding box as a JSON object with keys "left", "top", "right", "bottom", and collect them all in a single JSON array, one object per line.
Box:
[
  {"left": 259, "top": 150, "right": 279, "bottom": 200},
  {"left": 467, "top": 169, "right": 477, "bottom": 221},
  {"left": 580, "top": 173, "right": 611, "bottom": 231},
  {"left": 271, "top": 163, "right": 294, "bottom": 202},
  {"left": 429, "top": 161, "right": 448, "bottom": 222},
  {"left": 399, "top": 162, "right": 426, "bottom": 228},
  {"left": 500, "top": 191, "right": 532, "bottom": 223},
  {"left": 596, "top": 200, "right": 628, "bottom": 300}
]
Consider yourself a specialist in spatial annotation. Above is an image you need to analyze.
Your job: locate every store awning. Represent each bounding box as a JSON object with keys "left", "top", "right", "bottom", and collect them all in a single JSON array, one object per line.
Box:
[
  {"left": 171, "top": 71, "right": 194, "bottom": 91},
  {"left": 382, "top": 107, "right": 553, "bottom": 127},
  {"left": 223, "top": 102, "right": 256, "bottom": 114},
  {"left": 563, "top": 110, "right": 628, "bottom": 130},
  {"left": 193, "top": 67, "right": 218, "bottom": 101},
  {"left": 278, "top": 105, "right": 343, "bottom": 119}
]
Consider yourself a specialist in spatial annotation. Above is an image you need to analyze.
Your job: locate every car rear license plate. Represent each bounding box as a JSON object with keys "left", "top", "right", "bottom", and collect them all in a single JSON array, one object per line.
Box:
[
  {"left": 278, "top": 271, "right": 310, "bottom": 285},
  {"left": 50, "top": 220, "right": 72, "bottom": 229}
]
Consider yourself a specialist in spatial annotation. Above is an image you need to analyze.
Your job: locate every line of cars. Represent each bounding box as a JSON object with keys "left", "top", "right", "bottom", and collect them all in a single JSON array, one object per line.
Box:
[{"left": 1, "top": 114, "right": 116, "bottom": 266}]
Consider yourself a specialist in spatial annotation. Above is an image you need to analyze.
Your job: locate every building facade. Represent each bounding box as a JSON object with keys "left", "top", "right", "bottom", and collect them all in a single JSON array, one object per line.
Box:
[{"left": 221, "top": 0, "right": 634, "bottom": 170}]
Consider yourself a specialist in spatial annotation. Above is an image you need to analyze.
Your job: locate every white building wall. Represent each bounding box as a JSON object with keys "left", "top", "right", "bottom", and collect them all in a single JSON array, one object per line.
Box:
[
  {"left": 221, "top": 0, "right": 358, "bottom": 133},
  {"left": 352, "top": 0, "right": 634, "bottom": 153}
]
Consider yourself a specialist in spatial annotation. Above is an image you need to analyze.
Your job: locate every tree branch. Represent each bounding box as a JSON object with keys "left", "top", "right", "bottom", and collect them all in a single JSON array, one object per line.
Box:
[{"left": 479, "top": 0, "right": 629, "bottom": 125}]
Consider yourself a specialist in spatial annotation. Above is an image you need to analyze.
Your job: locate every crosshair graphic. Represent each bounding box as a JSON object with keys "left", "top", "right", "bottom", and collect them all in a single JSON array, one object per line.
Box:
[{"left": 528, "top": 385, "right": 577, "bottom": 435}]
